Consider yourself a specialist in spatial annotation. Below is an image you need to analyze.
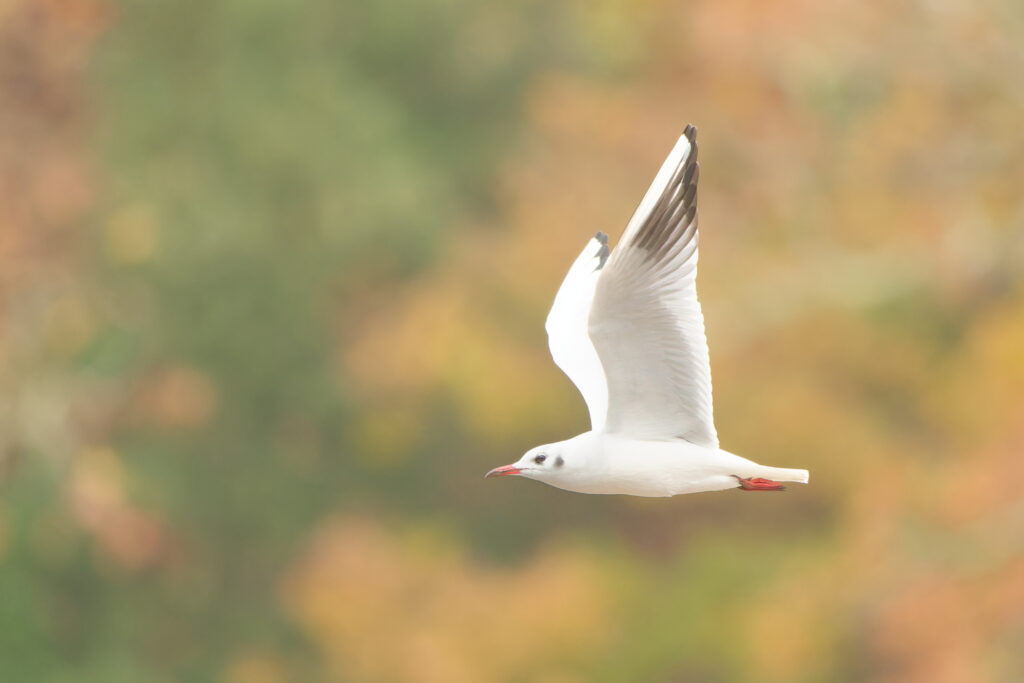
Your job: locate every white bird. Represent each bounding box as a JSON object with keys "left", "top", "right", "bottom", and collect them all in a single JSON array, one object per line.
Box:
[{"left": 486, "top": 125, "right": 809, "bottom": 496}]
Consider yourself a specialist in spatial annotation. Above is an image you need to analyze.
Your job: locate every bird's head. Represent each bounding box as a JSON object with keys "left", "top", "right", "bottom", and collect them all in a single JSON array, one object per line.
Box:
[{"left": 485, "top": 442, "right": 573, "bottom": 484}]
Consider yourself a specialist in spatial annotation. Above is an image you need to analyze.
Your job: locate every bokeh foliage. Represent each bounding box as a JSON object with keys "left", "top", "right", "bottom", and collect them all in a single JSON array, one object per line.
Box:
[{"left": 1, "top": 0, "right": 1023, "bottom": 681}]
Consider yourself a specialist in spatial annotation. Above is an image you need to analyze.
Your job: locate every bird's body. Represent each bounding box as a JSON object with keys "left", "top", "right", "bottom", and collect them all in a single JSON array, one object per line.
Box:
[
  {"left": 487, "top": 125, "right": 809, "bottom": 497},
  {"left": 526, "top": 432, "right": 808, "bottom": 497}
]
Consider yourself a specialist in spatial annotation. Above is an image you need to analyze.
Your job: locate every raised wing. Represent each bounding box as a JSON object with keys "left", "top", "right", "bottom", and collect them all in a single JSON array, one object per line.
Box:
[
  {"left": 545, "top": 233, "right": 610, "bottom": 430},
  {"left": 588, "top": 125, "right": 718, "bottom": 446}
]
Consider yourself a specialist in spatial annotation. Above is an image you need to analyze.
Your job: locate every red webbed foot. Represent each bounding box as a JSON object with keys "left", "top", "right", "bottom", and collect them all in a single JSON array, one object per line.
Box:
[{"left": 734, "top": 476, "right": 786, "bottom": 492}]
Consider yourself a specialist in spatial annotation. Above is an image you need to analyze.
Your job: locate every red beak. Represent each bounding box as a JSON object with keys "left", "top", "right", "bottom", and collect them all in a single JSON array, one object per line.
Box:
[{"left": 485, "top": 464, "right": 522, "bottom": 478}]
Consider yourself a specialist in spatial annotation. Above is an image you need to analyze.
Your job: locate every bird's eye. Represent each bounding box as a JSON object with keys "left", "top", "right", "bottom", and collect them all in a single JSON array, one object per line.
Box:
[{"left": 533, "top": 454, "right": 547, "bottom": 465}]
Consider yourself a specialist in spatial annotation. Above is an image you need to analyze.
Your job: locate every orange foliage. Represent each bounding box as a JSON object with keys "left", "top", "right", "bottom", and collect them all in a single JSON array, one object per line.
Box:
[
  {"left": 133, "top": 365, "right": 220, "bottom": 431},
  {"left": 67, "top": 446, "right": 173, "bottom": 571},
  {"left": 282, "top": 518, "right": 609, "bottom": 682}
]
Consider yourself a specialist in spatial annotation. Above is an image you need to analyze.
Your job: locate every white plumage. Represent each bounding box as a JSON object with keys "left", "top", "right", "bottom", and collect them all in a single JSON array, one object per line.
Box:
[{"left": 488, "top": 126, "right": 809, "bottom": 496}]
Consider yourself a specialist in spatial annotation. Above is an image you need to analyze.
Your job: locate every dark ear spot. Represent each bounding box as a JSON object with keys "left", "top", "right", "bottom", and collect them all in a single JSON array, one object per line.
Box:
[{"left": 555, "top": 456, "right": 564, "bottom": 467}]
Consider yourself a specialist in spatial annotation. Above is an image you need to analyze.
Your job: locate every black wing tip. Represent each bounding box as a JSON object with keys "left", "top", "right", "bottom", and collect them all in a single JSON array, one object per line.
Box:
[
  {"left": 632, "top": 127, "right": 701, "bottom": 259},
  {"left": 594, "top": 232, "right": 610, "bottom": 269}
]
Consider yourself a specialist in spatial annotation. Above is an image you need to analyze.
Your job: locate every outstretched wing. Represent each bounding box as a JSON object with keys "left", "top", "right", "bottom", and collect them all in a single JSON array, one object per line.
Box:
[
  {"left": 588, "top": 125, "right": 718, "bottom": 446},
  {"left": 545, "top": 232, "right": 610, "bottom": 431}
]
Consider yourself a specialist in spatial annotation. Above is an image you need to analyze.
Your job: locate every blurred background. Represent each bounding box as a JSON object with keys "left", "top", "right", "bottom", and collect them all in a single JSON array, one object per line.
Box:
[{"left": 1, "top": 0, "right": 1023, "bottom": 681}]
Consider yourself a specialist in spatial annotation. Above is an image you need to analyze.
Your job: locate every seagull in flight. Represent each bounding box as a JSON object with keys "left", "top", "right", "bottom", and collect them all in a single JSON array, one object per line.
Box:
[{"left": 486, "top": 126, "right": 809, "bottom": 496}]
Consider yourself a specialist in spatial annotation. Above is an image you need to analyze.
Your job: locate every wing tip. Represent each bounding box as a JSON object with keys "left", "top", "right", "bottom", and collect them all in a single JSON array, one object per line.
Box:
[
  {"left": 594, "top": 231, "right": 610, "bottom": 269},
  {"left": 632, "top": 127, "right": 701, "bottom": 259},
  {"left": 681, "top": 125, "right": 698, "bottom": 162}
]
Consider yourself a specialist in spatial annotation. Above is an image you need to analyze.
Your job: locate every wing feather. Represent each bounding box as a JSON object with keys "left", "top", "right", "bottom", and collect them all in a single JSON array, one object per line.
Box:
[
  {"left": 587, "top": 126, "right": 718, "bottom": 446},
  {"left": 545, "top": 233, "right": 610, "bottom": 430}
]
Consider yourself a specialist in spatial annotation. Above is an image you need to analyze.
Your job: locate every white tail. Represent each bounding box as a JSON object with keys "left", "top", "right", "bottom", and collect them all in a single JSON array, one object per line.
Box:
[{"left": 761, "top": 467, "right": 810, "bottom": 484}]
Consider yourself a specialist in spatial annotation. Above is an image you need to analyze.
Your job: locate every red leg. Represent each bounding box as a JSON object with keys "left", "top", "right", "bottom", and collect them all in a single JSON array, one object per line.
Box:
[{"left": 734, "top": 475, "right": 786, "bottom": 492}]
